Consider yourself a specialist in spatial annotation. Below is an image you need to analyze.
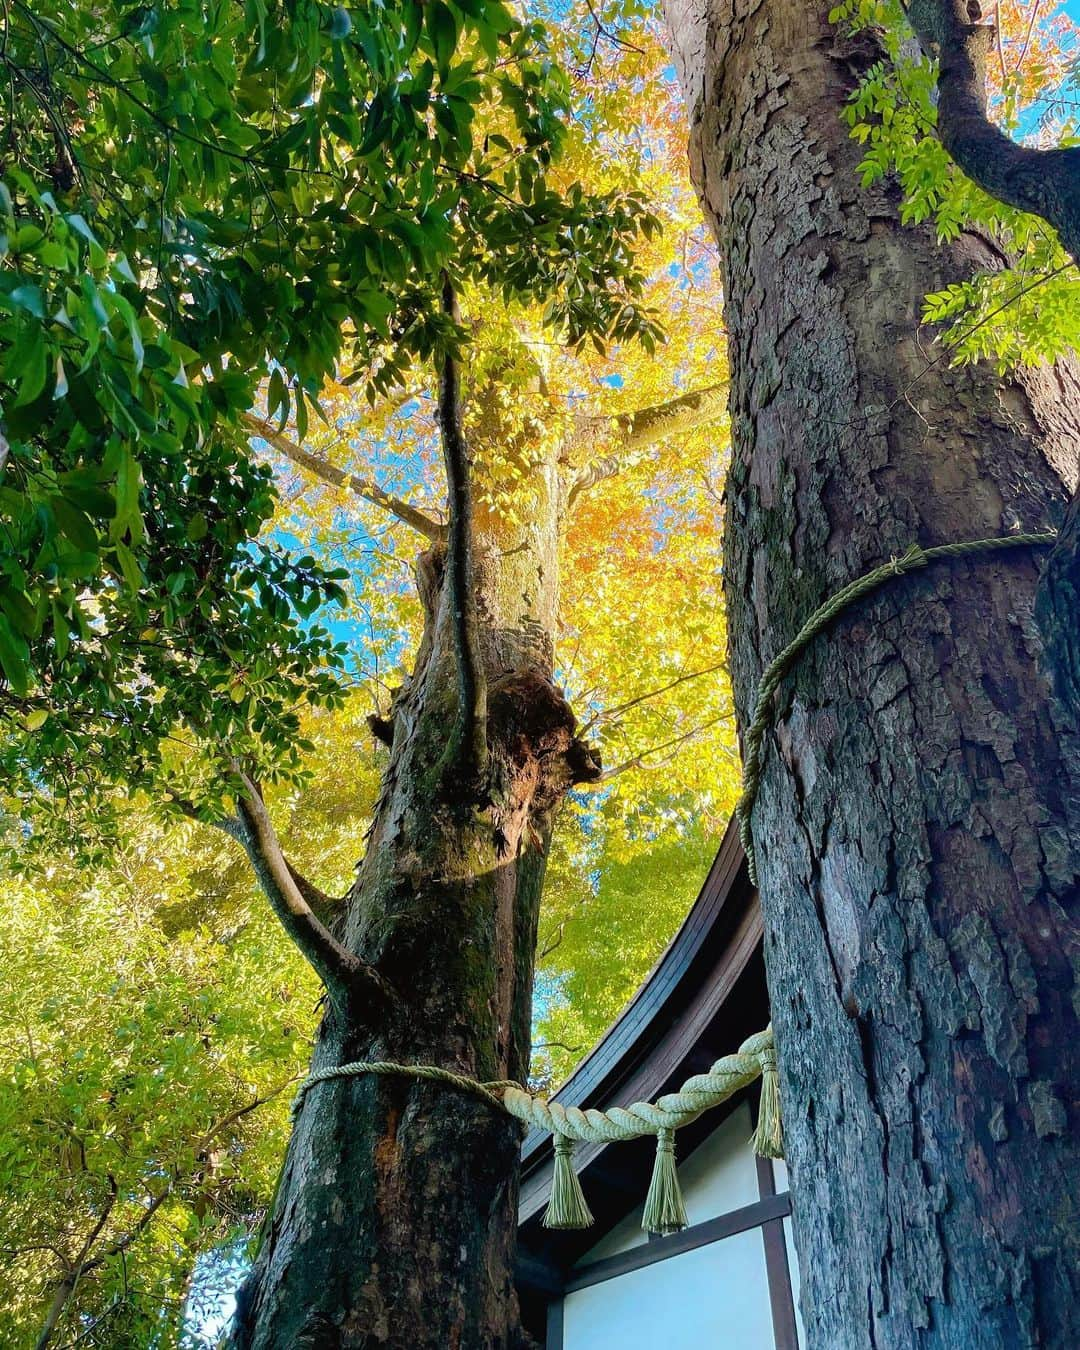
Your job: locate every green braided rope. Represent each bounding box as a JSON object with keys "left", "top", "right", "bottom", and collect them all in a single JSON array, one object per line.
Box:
[
  {"left": 285, "top": 1028, "right": 780, "bottom": 1236},
  {"left": 291, "top": 1060, "right": 518, "bottom": 1121},
  {"left": 292, "top": 1028, "right": 778, "bottom": 1147},
  {"left": 502, "top": 1026, "right": 776, "bottom": 1144},
  {"left": 735, "top": 531, "right": 1056, "bottom": 886}
]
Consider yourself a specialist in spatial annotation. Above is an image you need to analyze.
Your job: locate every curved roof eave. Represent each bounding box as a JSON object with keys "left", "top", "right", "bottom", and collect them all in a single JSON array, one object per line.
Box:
[{"left": 518, "top": 815, "right": 766, "bottom": 1241}]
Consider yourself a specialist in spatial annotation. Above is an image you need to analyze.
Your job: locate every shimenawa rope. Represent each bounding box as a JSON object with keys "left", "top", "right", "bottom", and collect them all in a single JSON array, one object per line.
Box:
[
  {"left": 289, "top": 1026, "right": 781, "bottom": 1235},
  {"left": 285, "top": 528, "right": 1057, "bottom": 1235},
  {"left": 735, "top": 532, "right": 1055, "bottom": 884}
]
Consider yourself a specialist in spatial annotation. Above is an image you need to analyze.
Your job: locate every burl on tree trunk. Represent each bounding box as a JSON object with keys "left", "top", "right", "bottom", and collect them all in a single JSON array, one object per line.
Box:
[
  {"left": 665, "top": 2, "right": 1079, "bottom": 1347},
  {"left": 231, "top": 383, "right": 600, "bottom": 1344}
]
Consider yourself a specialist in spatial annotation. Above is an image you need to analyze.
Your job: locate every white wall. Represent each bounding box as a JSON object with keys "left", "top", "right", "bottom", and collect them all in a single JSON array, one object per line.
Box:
[
  {"left": 563, "top": 1229, "right": 774, "bottom": 1350},
  {"left": 562, "top": 1102, "right": 787, "bottom": 1350}
]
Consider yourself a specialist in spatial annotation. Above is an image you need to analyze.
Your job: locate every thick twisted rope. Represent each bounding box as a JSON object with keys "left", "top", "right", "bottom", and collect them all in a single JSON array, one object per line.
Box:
[
  {"left": 288, "top": 1028, "right": 779, "bottom": 1233},
  {"left": 500, "top": 1027, "right": 774, "bottom": 1141},
  {"left": 291, "top": 1060, "right": 519, "bottom": 1121},
  {"left": 735, "top": 532, "right": 1056, "bottom": 885},
  {"left": 291, "top": 1029, "right": 774, "bottom": 1139}
]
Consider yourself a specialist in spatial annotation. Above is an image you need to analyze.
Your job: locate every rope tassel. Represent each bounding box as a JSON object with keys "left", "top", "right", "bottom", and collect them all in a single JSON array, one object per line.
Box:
[
  {"left": 642, "top": 1127, "right": 688, "bottom": 1236},
  {"left": 543, "top": 1135, "right": 594, "bottom": 1230},
  {"left": 751, "top": 1045, "right": 784, "bottom": 1159}
]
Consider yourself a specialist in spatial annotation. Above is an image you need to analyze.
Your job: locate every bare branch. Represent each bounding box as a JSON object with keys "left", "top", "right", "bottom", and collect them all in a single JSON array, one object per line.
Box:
[
  {"left": 230, "top": 775, "right": 395, "bottom": 1012},
  {"left": 579, "top": 660, "right": 728, "bottom": 734},
  {"left": 438, "top": 276, "right": 488, "bottom": 784},
  {"left": 566, "top": 380, "right": 728, "bottom": 509},
  {"left": 538, "top": 916, "right": 573, "bottom": 961},
  {"left": 599, "top": 714, "right": 734, "bottom": 781},
  {"left": 243, "top": 413, "right": 445, "bottom": 541},
  {"left": 908, "top": 0, "right": 1080, "bottom": 266}
]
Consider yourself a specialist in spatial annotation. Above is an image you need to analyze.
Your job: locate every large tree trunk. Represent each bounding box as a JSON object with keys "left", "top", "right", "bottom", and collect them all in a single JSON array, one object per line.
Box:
[
  {"left": 665, "top": 3, "right": 1080, "bottom": 1346},
  {"left": 231, "top": 446, "right": 597, "bottom": 1347}
]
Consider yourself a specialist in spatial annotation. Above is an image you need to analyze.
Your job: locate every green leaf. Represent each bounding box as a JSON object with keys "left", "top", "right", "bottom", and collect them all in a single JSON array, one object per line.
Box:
[
  {"left": 186, "top": 513, "right": 209, "bottom": 542},
  {"left": 50, "top": 599, "right": 71, "bottom": 662},
  {"left": 51, "top": 496, "right": 100, "bottom": 553},
  {"left": 14, "top": 325, "right": 47, "bottom": 405},
  {"left": 0, "top": 614, "right": 29, "bottom": 697},
  {"left": 60, "top": 473, "right": 116, "bottom": 519},
  {"left": 268, "top": 368, "right": 288, "bottom": 425},
  {"left": 66, "top": 213, "right": 100, "bottom": 248},
  {"left": 114, "top": 541, "right": 143, "bottom": 593},
  {"left": 8, "top": 284, "right": 45, "bottom": 317},
  {"left": 426, "top": 2, "right": 458, "bottom": 77},
  {"left": 113, "top": 447, "right": 143, "bottom": 544},
  {"left": 0, "top": 586, "right": 42, "bottom": 638}
]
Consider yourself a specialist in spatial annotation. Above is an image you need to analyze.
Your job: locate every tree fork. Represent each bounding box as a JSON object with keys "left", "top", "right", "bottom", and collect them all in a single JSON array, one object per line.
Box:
[
  {"left": 908, "top": 0, "right": 1080, "bottom": 266},
  {"left": 229, "top": 356, "right": 595, "bottom": 1342},
  {"left": 229, "top": 670, "right": 596, "bottom": 1347}
]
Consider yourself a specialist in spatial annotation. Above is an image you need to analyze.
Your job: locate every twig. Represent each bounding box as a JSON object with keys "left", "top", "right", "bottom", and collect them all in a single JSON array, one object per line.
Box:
[
  {"left": 600, "top": 714, "right": 733, "bottom": 780},
  {"left": 580, "top": 661, "right": 728, "bottom": 734}
]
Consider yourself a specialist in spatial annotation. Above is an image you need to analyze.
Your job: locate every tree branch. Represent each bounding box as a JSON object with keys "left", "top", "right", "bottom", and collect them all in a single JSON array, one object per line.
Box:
[
  {"left": 79, "top": 1078, "right": 297, "bottom": 1280},
  {"left": 31, "top": 1076, "right": 302, "bottom": 1348},
  {"left": 227, "top": 775, "right": 395, "bottom": 1013},
  {"left": 579, "top": 661, "right": 728, "bottom": 734},
  {"left": 243, "top": 413, "right": 445, "bottom": 541},
  {"left": 908, "top": 0, "right": 1080, "bottom": 266},
  {"left": 438, "top": 277, "right": 488, "bottom": 784},
  {"left": 599, "top": 714, "right": 733, "bottom": 781},
  {"left": 170, "top": 792, "right": 344, "bottom": 922},
  {"left": 284, "top": 859, "right": 347, "bottom": 927},
  {"left": 566, "top": 380, "right": 728, "bottom": 510},
  {"left": 34, "top": 1179, "right": 117, "bottom": 1350}
]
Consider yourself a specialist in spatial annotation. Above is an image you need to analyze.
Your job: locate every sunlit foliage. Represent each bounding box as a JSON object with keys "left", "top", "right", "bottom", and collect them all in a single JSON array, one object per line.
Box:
[{"left": 831, "top": 0, "right": 1080, "bottom": 366}]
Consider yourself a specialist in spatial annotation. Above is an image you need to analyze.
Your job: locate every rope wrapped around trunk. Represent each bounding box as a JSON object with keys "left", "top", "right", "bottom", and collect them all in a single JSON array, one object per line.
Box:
[
  {"left": 282, "top": 530, "right": 1058, "bottom": 1238},
  {"left": 734, "top": 530, "right": 1056, "bottom": 884},
  {"left": 289, "top": 1026, "right": 780, "bottom": 1235}
]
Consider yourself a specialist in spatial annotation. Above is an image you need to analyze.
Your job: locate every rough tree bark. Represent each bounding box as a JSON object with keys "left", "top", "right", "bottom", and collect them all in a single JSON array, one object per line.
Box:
[
  {"left": 226, "top": 336, "right": 719, "bottom": 1342},
  {"left": 664, "top": 2, "right": 1079, "bottom": 1346},
  {"left": 230, "top": 375, "right": 601, "bottom": 1345}
]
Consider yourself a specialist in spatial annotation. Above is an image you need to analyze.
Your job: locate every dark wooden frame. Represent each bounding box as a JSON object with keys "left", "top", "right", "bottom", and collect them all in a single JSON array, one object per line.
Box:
[
  {"left": 516, "top": 818, "right": 801, "bottom": 1348},
  {"left": 757, "top": 1155, "right": 800, "bottom": 1350}
]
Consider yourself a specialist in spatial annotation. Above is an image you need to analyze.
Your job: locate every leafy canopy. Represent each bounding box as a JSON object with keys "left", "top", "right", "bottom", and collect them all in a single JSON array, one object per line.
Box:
[{"left": 0, "top": 0, "right": 660, "bottom": 846}]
